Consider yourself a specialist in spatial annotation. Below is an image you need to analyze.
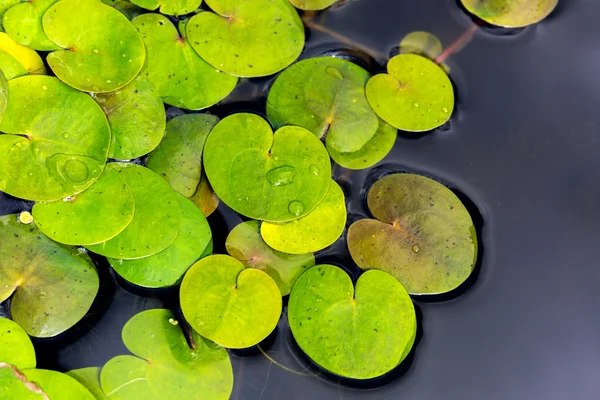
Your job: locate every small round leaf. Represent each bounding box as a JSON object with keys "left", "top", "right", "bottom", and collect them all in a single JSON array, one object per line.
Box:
[
  {"left": 0, "top": 32, "right": 46, "bottom": 80},
  {"left": 130, "top": 0, "right": 202, "bottom": 15},
  {"left": 289, "top": 0, "right": 337, "bottom": 11},
  {"left": 3, "top": 0, "right": 61, "bottom": 51},
  {"left": 0, "top": 317, "right": 36, "bottom": 369},
  {"left": 461, "top": 0, "right": 558, "bottom": 28}
]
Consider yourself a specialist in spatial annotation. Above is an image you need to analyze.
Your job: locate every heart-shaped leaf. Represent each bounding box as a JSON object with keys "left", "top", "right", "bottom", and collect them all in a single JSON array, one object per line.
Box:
[
  {"left": 110, "top": 194, "right": 212, "bottom": 288},
  {"left": 2, "top": 368, "right": 96, "bottom": 400},
  {"left": 190, "top": 173, "right": 219, "bottom": 217},
  {"left": 146, "top": 114, "right": 219, "bottom": 197},
  {"left": 66, "top": 368, "right": 106, "bottom": 400},
  {"left": 187, "top": 0, "right": 304, "bottom": 77},
  {"left": 366, "top": 54, "right": 454, "bottom": 132},
  {"left": 131, "top": 0, "right": 201, "bottom": 15},
  {"left": 0, "top": 32, "right": 46, "bottom": 80},
  {"left": 3, "top": 0, "right": 60, "bottom": 51},
  {"left": 180, "top": 254, "right": 282, "bottom": 348},
  {"left": 347, "top": 173, "right": 477, "bottom": 295},
  {"left": 288, "top": 265, "right": 416, "bottom": 379},
  {"left": 226, "top": 220, "right": 315, "bottom": 295},
  {"left": 0, "top": 214, "right": 99, "bottom": 337},
  {"left": 42, "top": 0, "right": 145, "bottom": 92},
  {"left": 261, "top": 180, "right": 346, "bottom": 254},
  {"left": 461, "top": 0, "right": 558, "bottom": 28},
  {"left": 0, "top": 75, "right": 110, "bottom": 202},
  {"left": 0, "top": 317, "right": 36, "bottom": 369},
  {"left": 289, "top": 0, "right": 338, "bottom": 11},
  {"left": 204, "top": 113, "right": 331, "bottom": 222},
  {"left": 100, "top": 309, "right": 233, "bottom": 400},
  {"left": 132, "top": 14, "right": 237, "bottom": 110}
]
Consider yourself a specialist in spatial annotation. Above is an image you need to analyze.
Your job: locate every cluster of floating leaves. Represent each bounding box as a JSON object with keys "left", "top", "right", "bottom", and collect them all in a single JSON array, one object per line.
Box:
[{"left": 0, "top": 0, "right": 557, "bottom": 397}]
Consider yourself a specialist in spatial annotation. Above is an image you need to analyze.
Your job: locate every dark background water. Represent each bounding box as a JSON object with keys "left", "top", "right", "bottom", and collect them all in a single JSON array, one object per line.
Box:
[{"left": 2, "top": 0, "right": 600, "bottom": 398}]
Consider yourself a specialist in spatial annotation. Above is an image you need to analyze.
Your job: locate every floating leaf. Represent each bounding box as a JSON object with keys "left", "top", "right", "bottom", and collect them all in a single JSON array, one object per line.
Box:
[
  {"left": 347, "top": 173, "right": 477, "bottom": 295},
  {"left": 32, "top": 168, "right": 136, "bottom": 246},
  {"left": 42, "top": 0, "right": 145, "bottom": 92},
  {"left": 288, "top": 0, "right": 338, "bottom": 11},
  {"left": 0, "top": 317, "right": 36, "bottom": 369},
  {"left": 3, "top": 0, "right": 61, "bottom": 51},
  {"left": 0, "top": 0, "right": 19, "bottom": 30},
  {"left": 0, "top": 70, "right": 6, "bottom": 120},
  {"left": 131, "top": 0, "right": 202, "bottom": 15},
  {"left": 190, "top": 173, "right": 219, "bottom": 217},
  {"left": 366, "top": 54, "right": 453, "bottom": 132},
  {"left": 110, "top": 194, "right": 212, "bottom": 288},
  {"left": 100, "top": 309, "right": 233, "bottom": 400},
  {"left": 18, "top": 369, "right": 95, "bottom": 399},
  {"left": 0, "top": 75, "right": 110, "bottom": 201},
  {"left": 0, "top": 365, "right": 43, "bottom": 400},
  {"left": 0, "top": 214, "right": 99, "bottom": 337},
  {"left": 66, "top": 368, "right": 106, "bottom": 400},
  {"left": 86, "top": 163, "right": 182, "bottom": 260},
  {"left": 261, "top": 180, "right": 346, "bottom": 254},
  {"left": 94, "top": 76, "right": 166, "bottom": 160},
  {"left": 226, "top": 220, "right": 315, "bottom": 295},
  {"left": 461, "top": 0, "right": 557, "bottom": 28},
  {"left": 399, "top": 31, "right": 443, "bottom": 60},
  {"left": 267, "top": 56, "right": 378, "bottom": 153},
  {"left": 204, "top": 113, "right": 331, "bottom": 222},
  {"left": 132, "top": 13, "right": 237, "bottom": 110},
  {"left": 187, "top": 0, "right": 304, "bottom": 77},
  {"left": 0, "top": 32, "right": 46, "bottom": 80},
  {"left": 180, "top": 255, "right": 282, "bottom": 348},
  {"left": 146, "top": 114, "right": 219, "bottom": 197},
  {"left": 101, "top": 0, "right": 144, "bottom": 19},
  {"left": 288, "top": 265, "right": 416, "bottom": 379}
]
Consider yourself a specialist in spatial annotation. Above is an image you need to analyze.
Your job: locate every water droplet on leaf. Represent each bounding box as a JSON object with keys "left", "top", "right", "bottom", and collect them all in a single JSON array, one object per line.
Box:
[
  {"left": 288, "top": 200, "right": 305, "bottom": 216},
  {"left": 266, "top": 165, "right": 297, "bottom": 187},
  {"left": 326, "top": 66, "right": 344, "bottom": 80},
  {"left": 412, "top": 245, "right": 420, "bottom": 253},
  {"left": 309, "top": 164, "right": 320, "bottom": 176}
]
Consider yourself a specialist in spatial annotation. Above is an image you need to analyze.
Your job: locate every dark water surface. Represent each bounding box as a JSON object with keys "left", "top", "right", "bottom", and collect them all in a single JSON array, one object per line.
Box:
[{"left": 2, "top": 0, "right": 600, "bottom": 399}]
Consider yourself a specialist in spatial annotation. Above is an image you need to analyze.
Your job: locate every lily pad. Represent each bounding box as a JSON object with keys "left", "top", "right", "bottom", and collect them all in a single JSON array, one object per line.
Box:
[
  {"left": 131, "top": 0, "right": 202, "bottom": 15},
  {"left": 94, "top": 76, "right": 166, "bottom": 160},
  {"left": 204, "top": 113, "right": 331, "bottom": 222},
  {"left": 288, "top": 265, "right": 416, "bottom": 379},
  {"left": 0, "top": 32, "right": 46, "bottom": 80},
  {"left": 289, "top": 0, "right": 338, "bottom": 11},
  {"left": 225, "top": 220, "right": 315, "bottom": 295},
  {"left": 190, "top": 173, "right": 219, "bottom": 217},
  {"left": 66, "top": 368, "right": 106, "bottom": 400},
  {"left": 399, "top": 31, "right": 443, "bottom": 60},
  {"left": 22, "top": 369, "right": 96, "bottom": 400},
  {"left": 3, "top": 0, "right": 61, "bottom": 51},
  {"left": 0, "top": 75, "right": 110, "bottom": 202},
  {"left": 366, "top": 53, "right": 454, "bottom": 132},
  {"left": 32, "top": 167, "right": 136, "bottom": 246},
  {"left": 101, "top": 0, "right": 144, "bottom": 19},
  {"left": 261, "top": 180, "right": 346, "bottom": 254},
  {"left": 347, "top": 173, "right": 477, "bottom": 295},
  {"left": 0, "top": 365, "right": 43, "bottom": 400},
  {"left": 0, "top": 70, "right": 6, "bottom": 120},
  {"left": 132, "top": 13, "right": 237, "bottom": 110},
  {"left": 0, "top": 317, "right": 36, "bottom": 369},
  {"left": 461, "top": 0, "right": 558, "bottom": 28},
  {"left": 0, "top": 0, "right": 19, "bottom": 30},
  {"left": 186, "top": 0, "right": 304, "bottom": 77},
  {"left": 86, "top": 163, "right": 182, "bottom": 260},
  {"left": 267, "top": 56, "right": 378, "bottom": 153},
  {"left": 110, "top": 194, "right": 212, "bottom": 288},
  {"left": 42, "top": 0, "right": 145, "bottom": 93},
  {"left": 0, "top": 214, "right": 99, "bottom": 337},
  {"left": 180, "top": 254, "right": 282, "bottom": 348},
  {"left": 100, "top": 309, "right": 233, "bottom": 400},
  {"left": 146, "top": 114, "right": 219, "bottom": 197}
]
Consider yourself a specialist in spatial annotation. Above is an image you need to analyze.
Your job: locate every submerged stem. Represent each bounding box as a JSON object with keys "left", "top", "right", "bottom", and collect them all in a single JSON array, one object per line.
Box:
[
  {"left": 174, "top": 310, "right": 197, "bottom": 350},
  {"left": 435, "top": 24, "right": 478, "bottom": 65},
  {"left": 257, "top": 345, "right": 315, "bottom": 377}
]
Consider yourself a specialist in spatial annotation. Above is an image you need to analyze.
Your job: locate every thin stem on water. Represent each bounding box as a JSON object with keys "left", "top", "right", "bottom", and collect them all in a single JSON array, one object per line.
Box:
[{"left": 435, "top": 24, "right": 479, "bottom": 65}]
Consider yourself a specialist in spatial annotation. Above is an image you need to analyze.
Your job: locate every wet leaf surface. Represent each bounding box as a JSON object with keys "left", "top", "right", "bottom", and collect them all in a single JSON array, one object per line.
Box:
[
  {"left": 131, "top": 0, "right": 202, "bottom": 15},
  {"left": 461, "top": 0, "right": 558, "bottom": 28},
  {"left": 0, "top": 317, "right": 36, "bottom": 369},
  {"left": 66, "top": 368, "right": 106, "bottom": 400},
  {"left": 0, "top": 32, "right": 46, "bottom": 80},
  {"left": 3, "top": 0, "right": 61, "bottom": 51}
]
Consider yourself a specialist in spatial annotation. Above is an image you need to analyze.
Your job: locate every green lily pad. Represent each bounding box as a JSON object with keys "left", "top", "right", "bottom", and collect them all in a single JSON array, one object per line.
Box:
[
  {"left": 261, "top": 180, "right": 346, "bottom": 254},
  {"left": 3, "top": 0, "right": 61, "bottom": 51},
  {"left": 204, "top": 113, "right": 331, "bottom": 222},
  {"left": 288, "top": 265, "right": 416, "bottom": 379},
  {"left": 366, "top": 54, "right": 454, "bottom": 132},
  {"left": 132, "top": 14, "right": 238, "bottom": 110},
  {"left": 190, "top": 173, "right": 219, "bottom": 217},
  {"left": 66, "top": 368, "right": 106, "bottom": 400},
  {"left": 0, "top": 214, "right": 99, "bottom": 338},
  {"left": 225, "top": 220, "right": 315, "bottom": 295},
  {"left": 461, "top": 0, "right": 558, "bottom": 28},
  {"left": 86, "top": 163, "right": 182, "bottom": 260},
  {"left": 100, "top": 309, "right": 233, "bottom": 400},
  {"left": 0, "top": 0, "right": 19, "bottom": 30},
  {"left": 101, "top": 0, "right": 144, "bottom": 19},
  {"left": 23, "top": 369, "right": 95, "bottom": 400},
  {"left": 0, "top": 70, "right": 6, "bottom": 120},
  {"left": 400, "top": 31, "right": 443, "bottom": 60},
  {"left": 146, "top": 114, "right": 219, "bottom": 197},
  {"left": 267, "top": 56, "right": 378, "bottom": 153},
  {"left": 0, "top": 317, "right": 36, "bottom": 369},
  {"left": 289, "top": 0, "right": 337, "bottom": 11},
  {"left": 0, "top": 365, "right": 42, "bottom": 400},
  {"left": 32, "top": 168, "right": 136, "bottom": 246},
  {"left": 42, "top": 0, "right": 145, "bottom": 93},
  {"left": 94, "top": 77, "right": 166, "bottom": 160},
  {"left": 0, "top": 75, "right": 109, "bottom": 202},
  {"left": 347, "top": 173, "right": 477, "bottom": 295},
  {"left": 131, "top": 0, "right": 201, "bottom": 15},
  {"left": 110, "top": 194, "right": 212, "bottom": 288},
  {"left": 186, "top": 0, "right": 304, "bottom": 77},
  {"left": 180, "top": 254, "right": 282, "bottom": 348},
  {"left": 0, "top": 32, "right": 46, "bottom": 80}
]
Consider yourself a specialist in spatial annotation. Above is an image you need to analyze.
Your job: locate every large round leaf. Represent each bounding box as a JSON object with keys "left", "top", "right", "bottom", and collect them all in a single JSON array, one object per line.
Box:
[
  {"left": 0, "top": 317, "right": 36, "bottom": 369},
  {"left": 110, "top": 194, "right": 212, "bottom": 288},
  {"left": 85, "top": 163, "right": 182, "bottom": 260},
  {"left": 42, "top": 0, "right": 145, "bottom": 93},
  {"left": 289, "top": 0, "right": 337, "bottom": 11},
  {"left": 204, "top": 113, "right": 331, "bottom": 222},
  {"left": 347, "top": 173, "right": 477, "bottom": 295},
  {"left": 100, "top": 309, "right": 233, "bottom": 400},
  {"left": 267, "top": 56, "right": 378, "bottom": 153},
  {"left": 261, "top": 180, "right": 346, "bottom": 254},
  {"left": 146, "top": 114, "right": 219, "bottom": 197},
  {"left": 0, "top": 0, "right": 19, "bottom": 30},
  {"left": 366, "top": 54, "right": 454, "bottom": 132},
  {"left": 225, "top": 220, "right": 315, "bottom": 295},
  {"left": 186, "top": 0, "right": 304, "bottom": 77},
  {"left": 0, "top": 75, "right": 110, "bottom": 202},
  {"left": 190, "top": 173, "right": 219, "bottom": 217},
  {"left": 0, "top": 365, "right": 42, "bottom": 400},
  {"left": 131, "top": 0, "right": 201, "bottom": 15},
  {"left": 0, "top": 32, "right": 46, "bottom": 80},
  {"left": 180, "top": 255, "right": 282, "bottom": 348},
  {"left": 0, "top": 214, "right": 99, "bottom": 337},
  {"left": 32, "top": 168, "right": 136, "bottom": 246},
  {"left": 289, "top": 265, "right": 416, "bottom": 379},
  {"left": 23, "top": 369, "right": 96, "bottom": 400},
  {"left": 94, "top": 76, "right": 166, "bottom": 160},
  {"left": 66, "top": 368, "right": 106, "bottom": 400},
  {"left": 461, "top": 0, "right": 557, "bottom": 28},
  {"left": 132, "top": 14, "right": 237, "bottom": 110},
  {"left": 3, "top": 0, "right": 61, "bottom": 51}
]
